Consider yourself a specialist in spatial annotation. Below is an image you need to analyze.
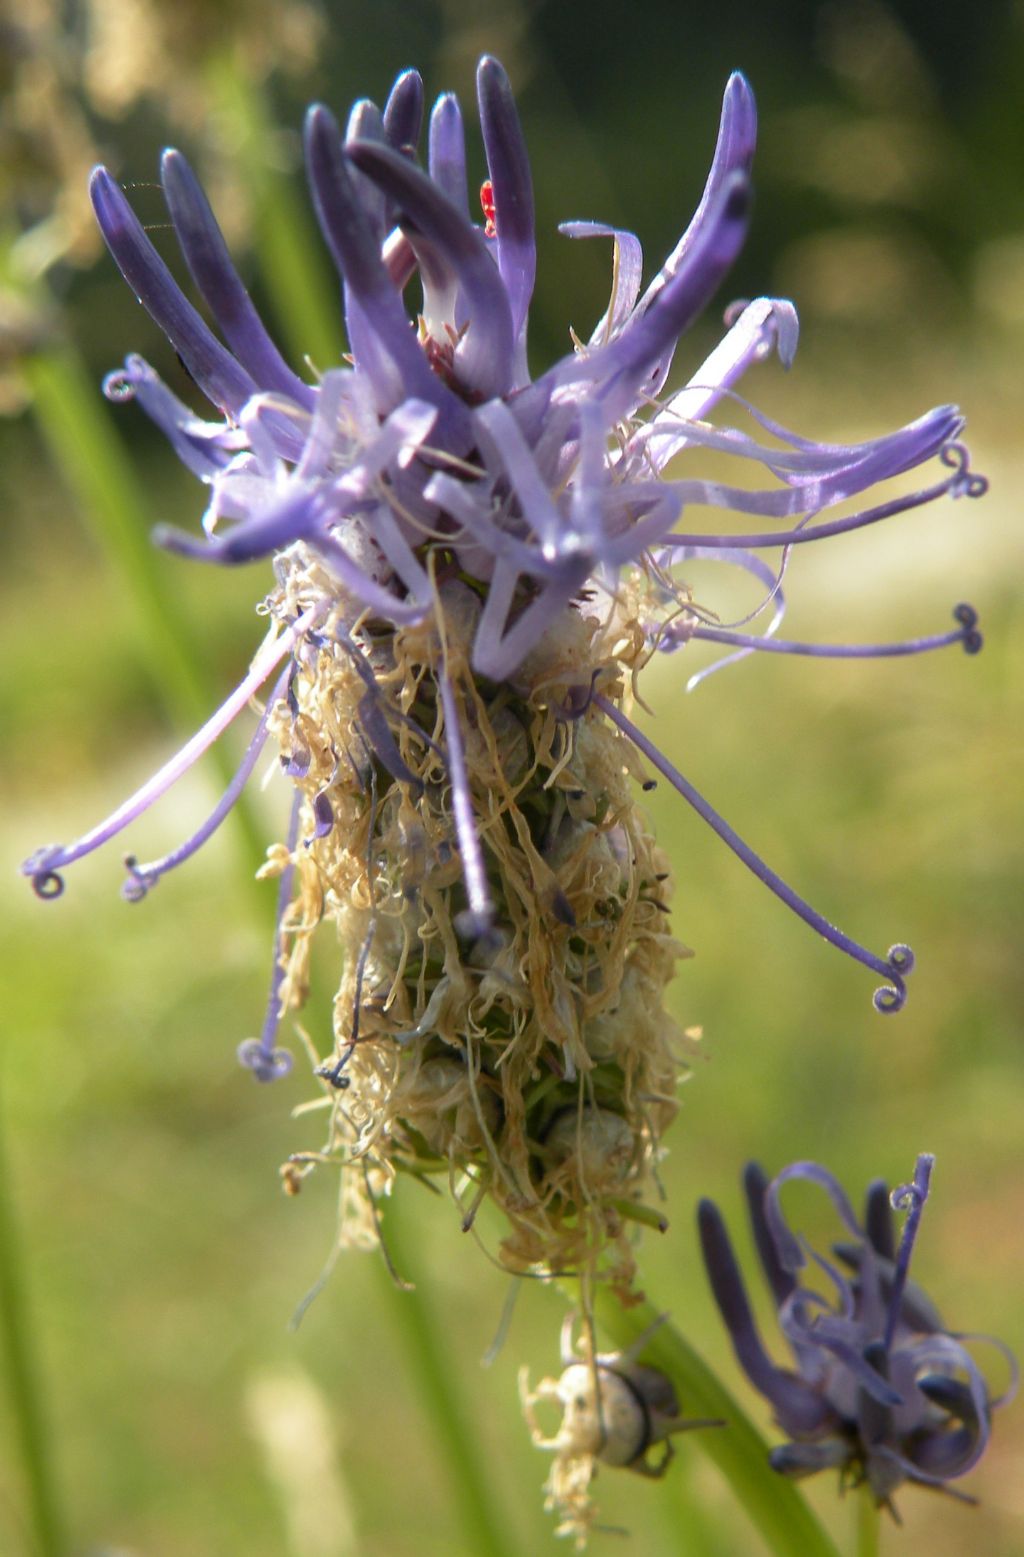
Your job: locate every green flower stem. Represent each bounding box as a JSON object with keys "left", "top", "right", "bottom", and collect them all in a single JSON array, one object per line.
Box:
[
  {"left": 380, "top": 1198, "right": 519, "bottom": 1557},
  {"left": 23, "top": 345, "right": 265, "bottom": 879},
  {"left": 665, "top": 1443, "right": 734, "bottom": 1555},
  {"left": 592, "top": 1286, "right": 842, "bottom": 1557},
  {"left": 0, "top": 1087, "right": 67, "bottom": 1557},
  {"left": 856, "top": 1486, "right": 880, "bottom": 1557}
]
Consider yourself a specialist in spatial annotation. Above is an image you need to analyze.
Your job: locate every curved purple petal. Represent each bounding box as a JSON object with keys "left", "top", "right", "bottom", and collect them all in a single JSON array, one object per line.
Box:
[
  {"left": 537, "top": 168, "right": 752, "bottom": 422},
  {"left": 346, "top": 139, "right": 514, "bottom": 401},
  {"left": 864, "top": 1180, "right": 895, "bottom": 1260},
  {"left": 159, "top": 150, "right": 314, "bottom": 408},
  {"left": 90, "top": 166, "right": 257, "bottom": 416},
  {"left": 698, "top": 1198, "right": 832, "bottom": 1434},
  {"left": 765, "top": 1161, "right": 865, "bottom": 1276},
  {"left": 559, "top": 221, "right": 645, "bottom": 344},
  {"left": 304, "top": 105, "right": 470, "bottom": 440},
  {"left": 428, "top": 92, "right": 469, "bottom": 216},
  {"left": 383, "top": 68, "right": 425, "bottom": 153},
  {"left": 104, "top": 355, "right": 245, "bottom": 479},
  {"left": 344, "top": 98, "right": 389, "bottom": 237},
  {"left": 477, "top": 54, "right": 536, "bottom": 342},
  {"left": 744, "top": 1162, "right": 796, "bottom": 1307},
  {"left": 640, "top": 72, "right": 757, "bottom": 313}
]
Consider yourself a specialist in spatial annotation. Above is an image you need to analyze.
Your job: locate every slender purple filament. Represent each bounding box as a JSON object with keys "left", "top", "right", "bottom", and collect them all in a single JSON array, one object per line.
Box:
[
  {"left": 595, "top": 693, "right": 913, "bottom": 1011},
  {"left": 22, "top": 607, "right": 322, "bottom": 897},
  {"left": 884, "top": 1153, "right": 934, "bottom": 1351},
  {"left": 237, "top": 791, "right": 301, "bottom": 1082},
  {"left": 687, "top": 604, "right": 981, "bottom": 660},
  {"left": 123, "top": 664, "right": 291, "bottom": 899}
]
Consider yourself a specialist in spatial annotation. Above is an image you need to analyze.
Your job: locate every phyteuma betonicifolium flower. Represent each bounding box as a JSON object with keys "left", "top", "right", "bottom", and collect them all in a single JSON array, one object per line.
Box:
[
  {"left": 699, "top": 1156, "right": 1016, "bottom": 1513},
  {"left": 22, "top": 60, "right": 987, "bottom": 1293}
]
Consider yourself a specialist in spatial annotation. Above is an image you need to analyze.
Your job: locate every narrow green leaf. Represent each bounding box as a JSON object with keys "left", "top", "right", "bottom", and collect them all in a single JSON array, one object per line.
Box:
[
  {"left": 0, "top": 1088, "right": 67, "bottom": 1557},
  {"left": 380, "top": 1198, "right": 519, "bottom": 1557}
]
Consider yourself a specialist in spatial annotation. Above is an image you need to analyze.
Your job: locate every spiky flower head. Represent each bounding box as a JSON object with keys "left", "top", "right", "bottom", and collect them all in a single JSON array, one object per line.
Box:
[
  {"left": 22, "top": 60, "right": 985, "bottom": 1290},
  {"left": 699, "top": 1156, "right": 1016, "bottom": 1512}
]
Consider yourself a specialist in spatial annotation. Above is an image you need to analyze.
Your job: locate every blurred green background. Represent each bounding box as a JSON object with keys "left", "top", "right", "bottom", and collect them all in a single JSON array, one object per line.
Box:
[{"left": 2, "top": 0, "right": 1022, "bottom": 1553}]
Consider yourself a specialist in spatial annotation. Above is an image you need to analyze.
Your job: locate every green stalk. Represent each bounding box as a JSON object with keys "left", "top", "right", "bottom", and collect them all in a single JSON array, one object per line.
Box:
[
  {"left": 592, "top": 1287, "right": 842, "bottom": 1557},
  {"left": 380, "top": 1199, "right": 519, "bottom": 1557},
  {"left": 0, "top": 1087, "right": 67, "bottom": 1557},
  {"left": 855, "top": 1486, "right": 880, "bottom": 1557},
  {"left": 23, "top": 344, "right": 265, "bottom": 878},
  {"left": 665, "top": 1443, "right": 734, "bottom": 1556}
]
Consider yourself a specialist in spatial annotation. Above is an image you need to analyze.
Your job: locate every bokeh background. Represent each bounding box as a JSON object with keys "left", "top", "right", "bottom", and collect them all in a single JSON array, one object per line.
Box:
[{"left": 2, "top": 0, "right": 1022, "bottom": 1553}]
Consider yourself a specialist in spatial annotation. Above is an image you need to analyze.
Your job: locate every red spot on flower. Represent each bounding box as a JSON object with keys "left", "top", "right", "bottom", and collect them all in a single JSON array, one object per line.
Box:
[{"left": 479, "top": 179, "right": 497, "bottom": 238}]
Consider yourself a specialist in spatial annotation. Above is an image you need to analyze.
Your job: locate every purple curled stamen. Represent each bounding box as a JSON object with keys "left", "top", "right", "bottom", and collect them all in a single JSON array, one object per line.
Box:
[
  {"left": 121, "top": 855, "right": 149, "bottom": 903},
  {"left": 940, "top": 441, "right": 989, "bottom": 499},
  {"left": 237, "top": 1037, "right": 294, "bottom": 1082},
  {"left": 103, "top": 369, "right": 137, "bottom": 403},
  {"left": 884, "top": 1153, "right": 934, "bottom": 1349},
  {"left": 872, "top": 944, "right": 915, "bottom": 1015},
  {"left": 953, "top": 602, "right": 983, "bottom": 654},
  {"left": 316, "top": 1049, "right": 354, "bottom": 1090},
  {"left": 29, "top": 859, "right": 65, "bottom": 900}
]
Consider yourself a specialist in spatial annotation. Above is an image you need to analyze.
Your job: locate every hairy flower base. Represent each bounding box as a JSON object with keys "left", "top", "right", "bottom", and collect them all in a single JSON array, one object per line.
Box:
[{"left": 273, "top": 555, "right": 689, "bottom": 1284}]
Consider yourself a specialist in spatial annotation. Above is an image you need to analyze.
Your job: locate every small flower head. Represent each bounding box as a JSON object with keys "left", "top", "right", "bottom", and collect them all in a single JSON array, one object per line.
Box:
[
  {"left": 521, "top": 1313, "right": 721, "bottom": 1547},
  {"left": 699, "top": 1156, "right": 1016, "bottom": 1513}
]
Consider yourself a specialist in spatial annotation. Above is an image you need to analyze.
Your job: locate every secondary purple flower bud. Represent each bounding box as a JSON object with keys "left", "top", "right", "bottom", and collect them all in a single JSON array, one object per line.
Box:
[{"left": 699, "top": 1158, "right": 1016, "bottom": 1511}]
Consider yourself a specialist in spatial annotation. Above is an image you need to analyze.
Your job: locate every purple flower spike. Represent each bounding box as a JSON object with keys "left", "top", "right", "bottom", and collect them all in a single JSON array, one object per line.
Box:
[
  {"left": 343, "top": 99, "right": 389, "bottom": 238},
  {"left": 30, "top": 57, "right": 991, "bottom": 1091},
  {"left": 701, "top": 1157, "right": 1016, "bottom": 1510},
  {"left": 698, "top": 1196, "right": 832, "bottom": 1435},
  {"left": 636, "top": 70, "right": 757, "bottom": 395},
  {"left": 550, "top": 168, "right": 752, "bottom": 418},
  {"left": 642, "top": 72, "right": 757, "bottom": 314}
]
